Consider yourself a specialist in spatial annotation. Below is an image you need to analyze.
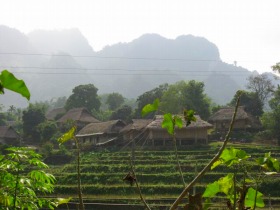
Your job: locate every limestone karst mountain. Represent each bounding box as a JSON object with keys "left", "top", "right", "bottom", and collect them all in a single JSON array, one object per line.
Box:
[{"left": 0, "top": 25, "right": 278, "bottom": 108}]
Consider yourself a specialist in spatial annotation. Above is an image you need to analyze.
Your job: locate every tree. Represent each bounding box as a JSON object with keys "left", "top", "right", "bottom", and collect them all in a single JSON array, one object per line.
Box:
[
  {"left": 246, "top": 74, "right": 275, "bottom": 106},
  {"left": 110, "top": 105, "right": 132, "bottom": 121},
  {"left": 37, "top": 121, "right": 58, "bottom": 142},
  {"left": 161, "top": 80, "right": 211, "bottom": 119},
  {"left": 229, "top": 91, "right": 263, "bottom": 117},
  {"left": 262, "top": 86, "right": 280, "bottom": 145},
  {"left": 22, "top": 104, "right": 46, "bottom": 142},
  {"left": 135, "top": 83, "right": 168, "bottom": 118},
  {"left": 106, "top": 92, "right": 125, "bottom": 110},
  {"left": 65, "top": 84, "right": 101, "bottom": 112},
  {"left": 50, "top": 96, "right": 67, "bottom": 109},
  {"left": 272, "top": 62, "right": 280, "bottom": 73}
]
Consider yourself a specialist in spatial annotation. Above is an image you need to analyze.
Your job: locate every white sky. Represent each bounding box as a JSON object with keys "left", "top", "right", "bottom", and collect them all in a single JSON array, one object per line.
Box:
[{"left": 1, "top": 0, "right": 280, "bottom": 73}]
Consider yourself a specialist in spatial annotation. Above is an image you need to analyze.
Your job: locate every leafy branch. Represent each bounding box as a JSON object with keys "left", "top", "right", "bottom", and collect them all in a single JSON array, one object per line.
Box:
[
  {"left": 58, "top": 126, "right": 84, "bottom": 210},
  {"left": 142, "top": 99, "right": 196, "bottom": 188},
  {"left": 169, "top": 91, "right": 243, "bottom": 209}
]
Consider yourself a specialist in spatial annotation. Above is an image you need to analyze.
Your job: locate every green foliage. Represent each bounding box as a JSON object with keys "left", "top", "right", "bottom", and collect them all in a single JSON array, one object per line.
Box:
[
  {"left": 65, "top": 84, "right": 101, "bottom": 112},
  {"left": 57, "top": 126, "right": 76, "bottom": 145},
  {"left": 229, "top": 90, "right": 263, "bottom": 117},
  {"left": 0, "top": 70, "right": 30, "bottom": 100},
  {"left": 161, "top": 80, "right": 211, "bottom": 119},
  {"left": 37, "top": 121, "right": 58, "bottom": 142},
  {"left": 245, "top": 187, "right": 265, "bottom": 208},
  {"left": 0, "top": 147, "right": 58, "bottom": 209},
  {"left": 22, "top": 104, "right": 46, "bottom": 142},
  {"left": 141, "top": 98, "right": 159, "bottom": 117},
  {"left": 106, "top": 92, "right": 125, "bottom": 110},
  {"left": 256, "top": 152, "right": 280, "bottom": 172},
  {"left": 262, "top": 86, "right": 280, "bottom": 145},
  {"left": 272, "top": 62, "right": 280, "bottom": 73},
  {"left": 135, "top": 83, "right": 168, "bottom": 118},
  {"left": 246, "top": 74, "right": 275, "bottom": 106},
  {"left": 183, "top": 109, "right": 196, "bottom": 126},
  {"left": 211, "top": 147, "right": 250, "bottom": 169},
  {"left": 93, "top": 109, "right": 112, "bottom": 121},
  {"left": 110, "top": 105, "right": 132, "bottom": 121},
  {"left": 204, "top": 147, "right": 279, "bottom": 209}
]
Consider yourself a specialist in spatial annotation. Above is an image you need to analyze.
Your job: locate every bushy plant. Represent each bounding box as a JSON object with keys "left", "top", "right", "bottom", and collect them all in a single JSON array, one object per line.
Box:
[{"left": 0, "top": 147, "right": 58, "bottom": 209}]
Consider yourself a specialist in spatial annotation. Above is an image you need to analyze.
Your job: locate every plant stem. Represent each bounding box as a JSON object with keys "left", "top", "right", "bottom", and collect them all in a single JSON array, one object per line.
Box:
[
  {"left": 13, "top": 165, "right": 20, "bottom": 209},
  {"left": 129, "top": 156, "right": 151, "bottom": 210},
  {"left": 75, "top": 138, "right": 84, "bottom": 210},
  {"left": 233, "top": 168, "right": 237, "bottom": 210},
  {"left": 173, "top": 134, "right": 186, "bottom": 188},
  {"left": 169, "top": 91, "right": 242, "bottom": 210}
]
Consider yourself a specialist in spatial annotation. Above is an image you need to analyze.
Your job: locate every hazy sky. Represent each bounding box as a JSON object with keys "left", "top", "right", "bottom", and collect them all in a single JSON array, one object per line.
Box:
[{"left": 1, "top": 0, "right": 280, "bottom": 73}]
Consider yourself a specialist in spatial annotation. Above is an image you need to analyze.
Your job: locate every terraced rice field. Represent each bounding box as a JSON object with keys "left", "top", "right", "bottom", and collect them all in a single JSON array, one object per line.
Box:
[{"left": 47, "top": 143, "right": 280, "bottom": 209}]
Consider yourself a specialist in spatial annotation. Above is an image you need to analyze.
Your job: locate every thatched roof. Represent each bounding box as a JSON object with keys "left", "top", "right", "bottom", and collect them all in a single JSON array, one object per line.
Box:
[
  {"left": 46, "top": 107, "right": 66, "bottom": 120},
  {"left": 147, "top": 115, "right": 213, "bottom": 130},
  {"left": 0, "top": 126, "right": 20, "bottom": 139},
  {"left": 77, "top": 120, "right": 126, "bottom": 136},
  {"left": 120, "top": 119, "right": 152, "bottom": 133},
  {"left": 209, "top": 106, "right": 250, "bottom": 122},
  {"left": 208, "top": 106, "right": 262, "bottom": 129},
  {"left": 57, "top": 107, "right": 99, "bottom": 123}
]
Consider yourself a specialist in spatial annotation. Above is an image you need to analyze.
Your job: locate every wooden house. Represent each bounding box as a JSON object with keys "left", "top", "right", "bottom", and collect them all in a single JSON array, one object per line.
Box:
[
  {"left": 76, "top": 120, "right": 126, "bottom": 146},
  {"left": 0, "top": 126, "right": 20, "bottom": 145},
  {"left": 120, "top": 119, "right": 152, "bottom": 144},
  {"left": 144, "top": 115, "right": 212, "bottom": 146},
  {"left": 57, "top": 107, "right": 100, "bottom": 130},
  {"left": 208, "top": 106, "right": 262, "bottom": 132}
]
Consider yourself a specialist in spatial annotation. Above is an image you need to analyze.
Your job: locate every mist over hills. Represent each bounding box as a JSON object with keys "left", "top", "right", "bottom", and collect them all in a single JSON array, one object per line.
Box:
[{"left": 0, "top": 25, "right": 278, "bottom": 109}]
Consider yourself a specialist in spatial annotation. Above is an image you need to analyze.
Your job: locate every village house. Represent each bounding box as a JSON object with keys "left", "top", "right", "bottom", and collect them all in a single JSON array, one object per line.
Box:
[
  {"left": 208, "top": 106, "right": 262, "bottom": 132},
  {"left": 121, "top": 115, "right": 213, "bottom": 147},
  {"left": 46, "top": 107, "right": 66, "bottom": 121},
  {"left": 0, "top": 126, "right": 20, "bottom": 145},
  {"left": 76, "top": 120, "right": 126, "bottom": 146},
  {"left": 144, "top": 115, "right": 213, "bottom": 146},
  {"left": 120, "top": 119, "right": 152, "bottom": 144},
  {"left": 56, "top": 107, "right": 100, "bottom": 130}
]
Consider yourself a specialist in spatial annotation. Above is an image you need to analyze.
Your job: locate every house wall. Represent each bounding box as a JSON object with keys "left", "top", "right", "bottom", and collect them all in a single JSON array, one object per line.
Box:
[
  {"left": 213, "top": 119, "right": 248, "bottom": 130},
  {"left": 147, "top": 128, "right": 209, "bottom": 145},
  {"left": 78, "top": 134, "right": 118, "bottom": 145}
]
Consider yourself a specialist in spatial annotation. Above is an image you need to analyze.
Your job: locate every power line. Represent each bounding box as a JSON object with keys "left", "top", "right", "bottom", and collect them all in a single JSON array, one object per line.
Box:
[
  {"left": 0, "top": 66, "right": 249, "bottom": 73},
  {"left": 0, "top": 52, "right": 221, "bottom": 61},
  {"left": 0, "top": 52, "right": 276, "bottom": 63},
  {"left": 7, "top": 71, "right": 249, "bottom": 77}
]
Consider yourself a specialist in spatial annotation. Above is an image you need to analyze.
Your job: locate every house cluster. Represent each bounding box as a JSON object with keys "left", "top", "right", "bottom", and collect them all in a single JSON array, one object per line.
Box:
[{"left": 0, "top": 106, "right": 262, "bottom": 148}]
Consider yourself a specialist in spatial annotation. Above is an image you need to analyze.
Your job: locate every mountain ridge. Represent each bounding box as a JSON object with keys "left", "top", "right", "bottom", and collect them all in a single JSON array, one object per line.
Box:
[{"left": 0, "top": 25, "right": 278, "bottom": 109}]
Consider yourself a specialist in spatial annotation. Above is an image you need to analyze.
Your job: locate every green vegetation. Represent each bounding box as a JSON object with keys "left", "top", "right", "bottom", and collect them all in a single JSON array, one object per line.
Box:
[
  {"left": 46, "top": 144, "right": 280, "bottom": 208},
  {"left": 65, "top": 84, "right": 101, "bottom": 112}
]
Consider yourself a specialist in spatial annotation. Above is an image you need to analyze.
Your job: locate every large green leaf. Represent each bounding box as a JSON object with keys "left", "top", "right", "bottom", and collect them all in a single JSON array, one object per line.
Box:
[
  {"left": 212, "top": 147, "right": 250, "bottom": 169},
  {"left": 0, "top": 70, "right": 30, "bottom": 100},
  {"left": 57, "top": 126, "right": 76, "bottom": 145},
  {"left": 203, "top": 181, "right": 220, "bottom": 197},
  {"left": 141, "top": 98, "right": 159, "bottom": 117},
  {"left": 256, "top": 152, "right": 280, "bottom": 172},
  {"left": 162, "top": 113, "right": 174, "bottom": 135},
  {"left": 183, "top": 109, "right": 196, "bottom": 126},
  {"left": 174, "top": 115, "right": 183, "bottom": 128},
  {"left": 245, "top": 187, "right": 264, "bottom": 208},
  {"left": 218, "top": 173, "right": 234, "bottom": 195}
]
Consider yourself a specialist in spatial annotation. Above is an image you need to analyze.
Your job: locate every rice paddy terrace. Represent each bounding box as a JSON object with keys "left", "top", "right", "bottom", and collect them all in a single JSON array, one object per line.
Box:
[{"left": 47, "top": 143, "right": 280, "bottom": 209}]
